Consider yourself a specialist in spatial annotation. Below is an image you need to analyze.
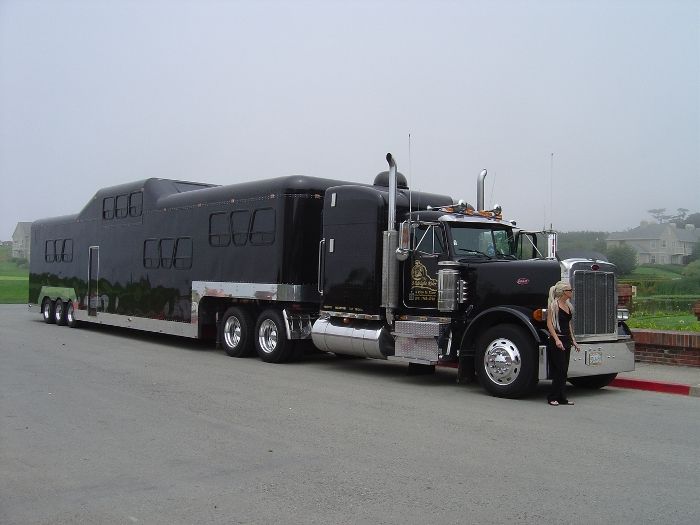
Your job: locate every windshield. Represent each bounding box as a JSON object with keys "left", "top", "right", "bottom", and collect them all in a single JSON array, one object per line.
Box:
[{"left": 447, "top": 224, "right": 517, "bottom": 260}]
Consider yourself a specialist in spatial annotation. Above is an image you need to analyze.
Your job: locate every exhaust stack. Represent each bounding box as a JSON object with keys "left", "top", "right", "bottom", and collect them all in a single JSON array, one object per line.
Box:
[
  {"left": 477, "top": 169, "right": 487, "bottom": 211},
  {"left": 381, "top": 153, "right": 399, "bottom": 323}
]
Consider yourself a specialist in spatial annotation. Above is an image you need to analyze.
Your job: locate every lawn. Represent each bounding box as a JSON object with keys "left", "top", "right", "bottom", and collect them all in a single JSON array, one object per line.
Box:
[
  {"left": 0, "top": 245, "right": 29, "bottom": 303},
  {"left": 627, "top": 313, "right": 700, "bottom": 332}
]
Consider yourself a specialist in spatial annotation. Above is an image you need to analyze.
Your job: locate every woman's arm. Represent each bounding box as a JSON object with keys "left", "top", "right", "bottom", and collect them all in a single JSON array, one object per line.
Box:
[{"left": 569, "top": 319, "right": 580, "bottom": 351}]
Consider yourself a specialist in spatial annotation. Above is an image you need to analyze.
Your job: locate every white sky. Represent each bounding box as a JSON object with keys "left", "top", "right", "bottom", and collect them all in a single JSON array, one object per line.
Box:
[{"left": 1, "top": 0, "right": 698, "bottom": 240}]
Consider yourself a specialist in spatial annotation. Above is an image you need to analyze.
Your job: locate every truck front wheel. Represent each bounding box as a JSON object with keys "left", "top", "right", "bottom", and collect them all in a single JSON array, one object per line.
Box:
[
  {"left": 255, "top": 309, "right": 295, "bottom": 363},
  {"left": 220, "top": 306, "right": 254, "bottom": 358},
  {"left": 476, "top": 324, "right": 538, "bottom": 398}
]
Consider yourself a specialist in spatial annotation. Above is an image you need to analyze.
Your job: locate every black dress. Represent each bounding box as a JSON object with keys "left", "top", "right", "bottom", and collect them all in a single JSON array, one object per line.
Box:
[{"left": 548, "top": 307, "right": 572, "bottom": 403}]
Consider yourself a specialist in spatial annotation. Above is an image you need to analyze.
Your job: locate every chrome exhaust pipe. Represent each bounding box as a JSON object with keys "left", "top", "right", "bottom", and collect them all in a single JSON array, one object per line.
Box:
[{"left": 477, "top": 169, "right": 487, "bottom": 211}]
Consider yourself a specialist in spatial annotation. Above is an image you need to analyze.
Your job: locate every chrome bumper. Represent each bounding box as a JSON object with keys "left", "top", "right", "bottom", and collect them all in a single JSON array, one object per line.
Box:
[{"left": 539, "top": 338, "right": 635, "bottom": 380}]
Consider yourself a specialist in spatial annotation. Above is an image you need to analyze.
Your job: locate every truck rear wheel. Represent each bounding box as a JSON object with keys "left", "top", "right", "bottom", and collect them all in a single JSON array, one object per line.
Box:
[
  {"left": 66, "top": 301, "right": 79, "bottom": 328},
  {"left": 220, "top": 306, "right": 254, "bottom": 358},
  {"left": 54, "top": 299, "right": 68, "bottom": 326},
  {"left": 255, "top": 309, "right": 295, "bottom": 363},
  {"left": 569, "top": 373, "right": 617, "bottom": 389},
  {"left": 42, "top": 298, "right": 55, "bottom": 324},
  {"left": 476, "top": 324, "right": 538, "bottom": 398}
]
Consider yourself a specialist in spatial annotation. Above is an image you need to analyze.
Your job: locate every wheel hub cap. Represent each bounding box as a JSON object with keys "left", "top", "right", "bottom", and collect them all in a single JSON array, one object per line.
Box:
[
  {"left": 224, "top": 317, "right": 242, "bottom": 348},
  {"left": 483, "top": 337, "right": 522, "bottom": 386},
  {"left": 258, "top": 319, "right": 278, "bottom": 354}
]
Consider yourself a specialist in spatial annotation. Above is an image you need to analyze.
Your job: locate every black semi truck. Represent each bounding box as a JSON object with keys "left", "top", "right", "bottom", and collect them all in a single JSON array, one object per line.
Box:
[{"left": 29, "top": 154, "right": 634, "bottom": 397}]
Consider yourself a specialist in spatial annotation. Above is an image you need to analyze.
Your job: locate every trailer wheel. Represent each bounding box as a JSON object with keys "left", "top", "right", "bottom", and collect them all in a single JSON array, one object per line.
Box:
[
  {"left": 66, "top": 301, "right": 79, "bottom": 328},
  {"left": 569, "top": 373, "right": 617, "bottom": 389},
  {"left": 42, "top": 298, "right": 56, "bottom": 324},
  {"left": 255, "top": 309, "right": 294, "bottom": 363},
  {"left": 54, "top": 299, "right": 68, "bottom": 326},
  {"left": 220, "top": 306, "right": 254, "bottom": 358},
  {"left": 476, "top": 324, "right": 537, "bottom": 398}
]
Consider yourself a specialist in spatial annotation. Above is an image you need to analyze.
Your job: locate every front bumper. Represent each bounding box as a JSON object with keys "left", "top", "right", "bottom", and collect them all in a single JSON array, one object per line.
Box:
[{"left": 538, "top": 338, "right": 635, "bottom": 380}]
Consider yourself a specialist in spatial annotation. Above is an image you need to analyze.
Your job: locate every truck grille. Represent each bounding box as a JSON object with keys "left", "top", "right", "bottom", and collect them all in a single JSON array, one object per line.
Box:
[{"left": 572, "top": 270, "right": 616, "bottom": 337}]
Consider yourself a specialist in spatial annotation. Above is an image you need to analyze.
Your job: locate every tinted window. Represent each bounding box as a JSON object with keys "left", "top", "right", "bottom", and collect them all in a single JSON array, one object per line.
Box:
[
  {"left": 209, "top": 213, "right": 231, "bottom": 247},
  {"left": 143, "top": 239, "right": 159, "bottom": 269},
  {"left": 414, "top": 225, "right": 446, "bottom": 255},
  {"left": 61, "top": 239, "right": 73, "bottom": 262},
  {"left": 45, "top": 240, "right": 57, "bottom": 262},
  {"left": 129, "top": 191, "right": 143, "bottom": 217},
  {"left": 115, "top": 194, "right": 128, "bottom": 219},
  {"left": 159, "top": 238, "right": 175, "bottom": 269},
  {"left": 174, "top": 237, "right": 193, "bottom": 269},
  {"left": 231, "top": 210, "right": 250, "bottom": 246},
  {"left": 249, "top": 208, "right": 275, "bottom": 245},
  {"left": 103, "top": 197, "right": 115, "bottom": 220}
]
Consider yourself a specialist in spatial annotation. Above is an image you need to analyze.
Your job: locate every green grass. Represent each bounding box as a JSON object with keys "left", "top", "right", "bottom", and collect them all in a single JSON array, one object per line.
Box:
[
  {"left": 0, "top": 278, "right": 28, "bottom": 304},
  {"left": 627, "top": 313, "right": 700, "bottom": 332},
  {"left": 0, "top": 245, "right": 29, "bottom": 303}
]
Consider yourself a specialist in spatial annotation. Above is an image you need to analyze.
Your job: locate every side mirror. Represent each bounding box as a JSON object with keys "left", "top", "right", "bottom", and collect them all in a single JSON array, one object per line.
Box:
[{"left": 396, "top": 220, "right": 411, "bottom": 261}]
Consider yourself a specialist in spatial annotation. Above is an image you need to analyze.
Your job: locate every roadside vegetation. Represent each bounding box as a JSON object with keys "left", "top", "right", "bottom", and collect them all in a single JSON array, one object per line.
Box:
[
  {"left": 0, "top": 245, "right": 28, "bottom": 304},
  {"left": 558, "top": 230, "right": 700, "bottom": 332}
]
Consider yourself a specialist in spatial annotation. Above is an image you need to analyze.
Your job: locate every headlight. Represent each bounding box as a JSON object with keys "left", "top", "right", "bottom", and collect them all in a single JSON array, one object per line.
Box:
[{"left": 617, "top": 308, "right": 630, "bottom": 321}]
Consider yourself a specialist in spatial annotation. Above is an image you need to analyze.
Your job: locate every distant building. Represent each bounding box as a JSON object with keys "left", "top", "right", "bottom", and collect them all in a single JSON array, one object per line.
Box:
[
  {"left": 607, "top": 222, "right": 699, "bottom": 265},
  {"left": 12, "top": 222, "right": 32, "bottom": 260}
]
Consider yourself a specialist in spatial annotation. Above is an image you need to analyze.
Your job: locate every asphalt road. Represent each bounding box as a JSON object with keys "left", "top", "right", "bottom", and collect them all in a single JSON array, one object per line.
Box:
[{"left": 1, "top": 305, "right": 698, "bottom": 525}]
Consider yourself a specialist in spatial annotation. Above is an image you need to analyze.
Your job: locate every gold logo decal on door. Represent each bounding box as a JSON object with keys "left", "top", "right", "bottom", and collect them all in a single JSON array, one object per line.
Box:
[{"left": 410, "top": 260, "right": 437, "bottom": 301}]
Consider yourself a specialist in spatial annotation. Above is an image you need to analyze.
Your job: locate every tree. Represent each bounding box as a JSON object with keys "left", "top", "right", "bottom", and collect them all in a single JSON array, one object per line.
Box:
[
  {"left": 607, "top": 244, "right": 637, "bottom": 276},
  {"left": 684, "top": 212, "right": 700, "bottom": 229},
  {"left": 647, "top": 208, "right": 670, "bottom": 223},
  {"left": 671, "top": 208, "right": 689, "bottom": 223},
  {"left": 688, "top": 242, "right": 700, "bottom": 264}
]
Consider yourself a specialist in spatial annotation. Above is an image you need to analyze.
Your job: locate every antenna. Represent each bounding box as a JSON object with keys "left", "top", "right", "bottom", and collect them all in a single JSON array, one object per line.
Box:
[
  {"left": 489, "top": 170, "right": 496, "bottom": 207},
  {"left": 408, "top": 132, "right": 413, "bottom": 216},
  {"left": 549, "top": 152, "right": 554, "bottom": 230}
]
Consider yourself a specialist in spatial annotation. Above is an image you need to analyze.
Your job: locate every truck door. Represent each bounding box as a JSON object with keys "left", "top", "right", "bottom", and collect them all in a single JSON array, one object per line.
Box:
[
  {"left": 402, "top": 223, "right": 447, "bottom": 309},
  {"left": 87, "top": 246, "right": 99, "bottom": 316}
]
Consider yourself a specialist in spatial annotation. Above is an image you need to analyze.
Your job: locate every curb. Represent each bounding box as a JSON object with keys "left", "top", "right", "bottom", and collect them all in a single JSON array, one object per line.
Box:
[{"left": 610, "top": 377, "right": 699, "bottom": 397}]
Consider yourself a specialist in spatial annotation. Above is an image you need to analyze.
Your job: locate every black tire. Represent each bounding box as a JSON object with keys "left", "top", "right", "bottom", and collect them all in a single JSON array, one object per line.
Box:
[
  {"left": 569, "top": 373, "right": 617, "bottom": 389},
  {"left": 254, "top": 309, "right": 295, "bottom": 363},
  {"left": 54, "top": 299, "right": 68, "bottom": 326},
  {"left": 41, "top": 297, "right": 56, "bottom": 324},
  {"left": 66, "top": 301, "right": 79, "bottom": 328},
  {"left": 220, "top": 306, "right": 254, "bottom": 357},
  {"left": 476, "top": 324, "right": 538, "bottom": 398}
]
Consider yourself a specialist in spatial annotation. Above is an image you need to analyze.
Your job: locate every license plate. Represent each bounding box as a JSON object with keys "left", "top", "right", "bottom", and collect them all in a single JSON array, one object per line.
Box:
[{"left": 585, "top": 350, "right": 603, "bottom": 366}]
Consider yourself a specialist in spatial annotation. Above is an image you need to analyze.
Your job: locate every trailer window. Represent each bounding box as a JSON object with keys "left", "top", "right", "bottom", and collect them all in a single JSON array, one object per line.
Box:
[
  {"left": 45, "top": 240, "right": 57, "bottom": 262},
  {"left": 231, "top": 210, "right": 250, "bottom": 246},
  {"left": 103, "top": 197, "right": 115, "bottom": 220},
  {"left": 250, "top": 208, "right": 275, "bottom": 245},
  {"left": 159, "top": 238, "right": 175, "bottom": 269},
  {"left": 174, "top": 238, "right": 193, "bottom": 269},
  {"left": 61, "top": 239, "right": 73, "bottom": 263},
  {"left": 115, "top": 194, "right": 128, "bottom": 219},
  {"left": 129, "top": 191, "right": 143, "bottom": 217},
  {"left": 209, "top": 213, "right": 231, "bottom": 247},
  {"left": 143, "top": 239, "right": 159, "bottom": 268}
]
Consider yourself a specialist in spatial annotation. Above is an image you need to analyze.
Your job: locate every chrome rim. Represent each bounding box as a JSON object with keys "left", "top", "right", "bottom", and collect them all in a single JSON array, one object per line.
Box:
[
  {"left": 55, "top": 301, "right": 63, "bottom": 323},
  {"left": 42, "top": 300, "right": 51, "bottom": 320},
  {"left": 258, "top": 319, "right": 278, "bottom": 354},
  {"left": 223, "top": 316, "right": 242, "bottom": 349},
  {"left": 483, "top": 337, "right": 522, "bottom": 386},
  {"left": 67, "top": 304, "right": 74, "bottom": 324}
]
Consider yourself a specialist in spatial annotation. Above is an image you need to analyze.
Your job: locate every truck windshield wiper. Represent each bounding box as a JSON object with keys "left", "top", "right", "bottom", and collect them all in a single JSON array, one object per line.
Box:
[{"left": 456, "top": 248, "right": 491, "bottom": 259}]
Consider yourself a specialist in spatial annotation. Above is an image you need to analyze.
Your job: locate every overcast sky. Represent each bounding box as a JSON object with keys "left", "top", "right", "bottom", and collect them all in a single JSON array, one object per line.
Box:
[{"left": 1, "top": 0, "right": 698, "bottom": 240}]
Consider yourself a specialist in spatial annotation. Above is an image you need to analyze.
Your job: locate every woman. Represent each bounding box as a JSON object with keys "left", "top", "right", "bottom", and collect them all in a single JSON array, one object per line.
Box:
[{"left": 546, "top": 281, "right": 580, "bottom": 406}]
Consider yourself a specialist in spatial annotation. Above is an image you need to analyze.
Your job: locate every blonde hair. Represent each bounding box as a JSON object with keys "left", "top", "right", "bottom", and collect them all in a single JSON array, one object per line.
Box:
[{"left": 548, "top": 281, "right": 574, "bottom": 332}]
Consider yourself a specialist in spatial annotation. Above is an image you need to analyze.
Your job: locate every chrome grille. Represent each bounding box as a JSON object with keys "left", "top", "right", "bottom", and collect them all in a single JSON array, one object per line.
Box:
[{"left": 572, "top": 270, "right": 616, "bottom": 337}]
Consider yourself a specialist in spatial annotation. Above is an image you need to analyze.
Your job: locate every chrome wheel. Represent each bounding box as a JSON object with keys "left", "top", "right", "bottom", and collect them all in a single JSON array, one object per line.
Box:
[
  {"left": 54, "top": 300, "right": 64, "bottom": 324},
  {"left": 257, "top": 319, "right": 279, "bottom": 355},
  {"left": 224, "top": 316, "right": 242, "bottom": 349},
  {"left": 483, "top": 337, "right": 522, "bottom": 386}
]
